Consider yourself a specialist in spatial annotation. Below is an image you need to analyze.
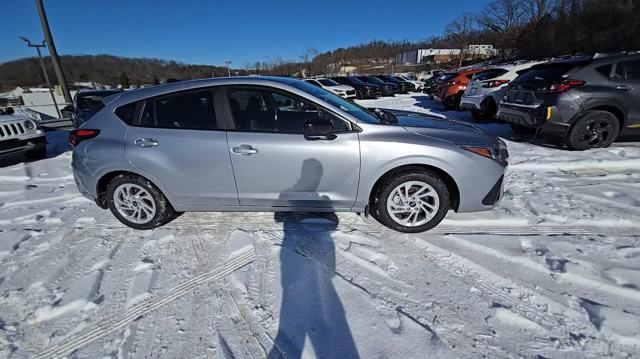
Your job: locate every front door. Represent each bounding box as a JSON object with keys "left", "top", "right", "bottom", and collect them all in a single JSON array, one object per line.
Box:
[
  {"left": 223, "top": 86, "right": 360, "bottom": 209},
  {"left": 124, "top": 88, "right": 238, "bottom": 209}
]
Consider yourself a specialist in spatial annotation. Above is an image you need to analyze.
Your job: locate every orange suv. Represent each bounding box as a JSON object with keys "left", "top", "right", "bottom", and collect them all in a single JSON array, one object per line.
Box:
[{"left": 435, "top": 69, "right": 483, "bottom": 110}]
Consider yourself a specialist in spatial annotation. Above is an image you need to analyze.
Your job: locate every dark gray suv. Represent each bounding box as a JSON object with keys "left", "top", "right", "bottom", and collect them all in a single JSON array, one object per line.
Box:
[{"left": 497, "top": 54, "right": 640, "bottom": 150}]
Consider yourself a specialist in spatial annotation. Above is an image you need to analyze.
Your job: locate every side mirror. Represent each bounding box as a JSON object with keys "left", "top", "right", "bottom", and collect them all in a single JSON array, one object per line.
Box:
[
  {"left": 62, "top": 105, "right": 74, "bottom": 113},
  {"left": 304, "top": 118, "right": 336, "bottom": 140}
]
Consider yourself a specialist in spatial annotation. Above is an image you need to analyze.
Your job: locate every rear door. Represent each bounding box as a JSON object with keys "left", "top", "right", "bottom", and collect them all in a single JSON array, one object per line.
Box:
[
  {"left": 611, "top": 59, "right": 640, "bottom": 127},
  {"left": 124, "top": 88, "right": 238, "bottom": 209}
]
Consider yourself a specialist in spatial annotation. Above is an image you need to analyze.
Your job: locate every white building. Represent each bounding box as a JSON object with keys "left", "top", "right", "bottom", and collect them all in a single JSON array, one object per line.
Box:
[{"left": 396, "top": 45, "right": 497, "bottom": 65}]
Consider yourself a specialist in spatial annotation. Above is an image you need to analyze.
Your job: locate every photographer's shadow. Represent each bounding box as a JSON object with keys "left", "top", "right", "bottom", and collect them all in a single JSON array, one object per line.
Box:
[{"left": 268, "top": 159, "right": 359, "bottom": 359}]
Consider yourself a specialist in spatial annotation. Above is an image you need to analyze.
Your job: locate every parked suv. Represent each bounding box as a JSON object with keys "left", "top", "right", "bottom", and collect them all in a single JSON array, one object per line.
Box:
[
  {"left": 0, "top": 110, "right": 46, "bottom": 159},
  {"left": 356, "top": 76, "right": 399, "bottom": 96},
  {"left": 304, "top": 78, "right": 356, "bottom": 99},
  {"left": 332, "top": 76, "right": 382, "bottom": 99},
  {"left": 377, "top": 75, "right": 414, "bottom": 94},
  {"left": 497, "top": 54, "right": 640, "bottom": 150},
  {"left": 461, "top": 61, "right": 545, "bottom": 121},
  {"left": 435, "top": 69, "right": 483, "bottom": 110},
  {"left": 63, "top": 89, "right": 122, "bottom": 128},
  {"left": 71, "top": 77, "right": 508, "bottom": 232}
]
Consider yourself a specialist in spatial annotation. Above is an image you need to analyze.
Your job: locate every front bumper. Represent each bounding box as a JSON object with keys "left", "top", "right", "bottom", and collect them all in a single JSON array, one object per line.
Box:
[{"left": 0, "top": 134, "right": 46, "bottom": 155}]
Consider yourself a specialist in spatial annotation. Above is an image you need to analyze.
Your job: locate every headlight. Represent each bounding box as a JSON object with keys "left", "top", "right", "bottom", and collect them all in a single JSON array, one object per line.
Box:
[
  {"left": 23, "top": 120, "right": 36, "bottom": 130},
  {"left": 461, "top": 139, "right": 509, "bottom": 164}
]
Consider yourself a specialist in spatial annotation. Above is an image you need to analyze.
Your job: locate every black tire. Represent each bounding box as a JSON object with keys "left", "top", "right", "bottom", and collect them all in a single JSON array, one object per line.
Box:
[
  {"left": 567, "top": 111, "right": 620, "bottom": 150},
  {"left": 470, "top": 109, "right": 488, "bottom": 122},
  {"left": 510, "top": 123, "right": 536, "bottom": 136},
  {"left": 372, "top": 170, "right": 450, "bottom": 233},
  {"left": 106, "top": 174, "right": 176, "bottom": 230},
  {"left": 25, "top": 143, "right": 47, "bottom": 159}
]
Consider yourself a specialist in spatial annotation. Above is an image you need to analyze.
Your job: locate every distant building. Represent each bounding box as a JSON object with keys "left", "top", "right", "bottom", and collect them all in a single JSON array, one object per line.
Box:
[{"left": 396, "top": 45, "right": 497, "bottom": 65}]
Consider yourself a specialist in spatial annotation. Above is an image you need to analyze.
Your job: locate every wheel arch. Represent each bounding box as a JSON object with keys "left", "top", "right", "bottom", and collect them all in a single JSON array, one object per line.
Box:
[
  {"left": 95, "top": 170, "right": 178, "bottom": 209},
  {"left": 577, "top": 99, "right": 628, "bottom": 128},
  {"left": 368, "top": 164, "right": 460, "bottom": 212}
]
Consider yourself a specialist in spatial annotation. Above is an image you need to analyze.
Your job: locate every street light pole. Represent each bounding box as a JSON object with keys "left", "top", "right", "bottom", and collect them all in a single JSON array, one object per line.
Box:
[
  {"left": 20, "top": 37, "right": 61, "bottom": 118},
  {"left": 34, "top": 0, "right": 72, "bottom": 104},
  {"left": 225, "top": 60, "right": 232, "bottom": 77}
]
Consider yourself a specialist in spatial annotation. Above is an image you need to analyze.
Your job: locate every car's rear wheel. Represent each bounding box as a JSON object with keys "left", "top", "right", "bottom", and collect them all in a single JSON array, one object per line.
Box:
[
  {"left": 567, "top": 110, "right": 620, "bottom": 150},
  {"left": 372, "top": 171, "right": 450, "bottom": 233},
  {"left": 106, "top": 174, "right": 176, "bottom": 230}
]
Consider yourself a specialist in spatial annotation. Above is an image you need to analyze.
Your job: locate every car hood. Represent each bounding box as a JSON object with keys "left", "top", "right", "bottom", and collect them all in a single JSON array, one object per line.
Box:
[
  {"left": 329, "top": 85, "right": 354, "bottom": 91},
  {"left": 383, "top": 109, "right": 497, "bottom": 146}
]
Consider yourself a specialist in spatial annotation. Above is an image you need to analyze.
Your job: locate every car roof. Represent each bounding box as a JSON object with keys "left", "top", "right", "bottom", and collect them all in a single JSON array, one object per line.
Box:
[
  {"left": 106, "top": 76, "right": 301, "bottom": 106},
  {"left": 78, "top": 89, "right": 122, "bottom": 95}
]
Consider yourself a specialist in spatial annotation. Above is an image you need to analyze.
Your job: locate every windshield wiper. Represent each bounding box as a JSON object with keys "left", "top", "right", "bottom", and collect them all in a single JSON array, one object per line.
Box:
[{"left": 372, "top": 108, "right": 398, "bottom": 124}]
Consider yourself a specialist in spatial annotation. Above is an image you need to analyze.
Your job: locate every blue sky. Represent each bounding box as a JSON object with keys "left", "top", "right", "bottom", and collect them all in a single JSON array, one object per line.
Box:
[{"left": 1, "top": 0, "right": 490, "bottom": 67}]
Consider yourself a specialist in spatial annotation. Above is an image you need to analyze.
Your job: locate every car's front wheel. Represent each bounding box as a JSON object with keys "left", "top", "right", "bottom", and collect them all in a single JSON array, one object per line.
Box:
[
  {"left": 372, "top": 171, "right": 450, "bottom": 233},
  {"left": 106, "top": 174, "right": 176, "bottom": 230}
]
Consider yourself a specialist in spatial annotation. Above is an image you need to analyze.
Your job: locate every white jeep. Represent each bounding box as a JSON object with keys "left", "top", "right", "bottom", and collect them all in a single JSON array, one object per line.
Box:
[{"left": 0, "top": 108, "right": 46, "bottom": 158}]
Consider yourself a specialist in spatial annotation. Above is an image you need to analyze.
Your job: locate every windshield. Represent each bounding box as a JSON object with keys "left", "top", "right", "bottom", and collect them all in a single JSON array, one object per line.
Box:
[
  {"left": 318, "top": 78, "right": 339, "bottom": 86},
  {"left": 472, "top": 68, "right": 508, "bottom": 81},
  {"left": 346, "top": 76, "right": 365, "bottom": 85},
  {"left": 511, "top": 64, "right": 578, "bottom": 84},
  {"left": 290, "top": 80, "right": 380, "bottom": 123},
  {"left": 367, "top": 76, "right": 385, "bottom": 84},
  {"left": 77, "top": 90, "right": 121, "bottom": 110}
]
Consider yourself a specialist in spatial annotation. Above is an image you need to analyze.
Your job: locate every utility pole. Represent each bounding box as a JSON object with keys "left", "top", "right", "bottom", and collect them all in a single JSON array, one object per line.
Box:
[
  {"left": 35, "top": 0, "right": 72, "bottom": 104},
  {"left": 225, "top": 60, "right": 232, "bottom": 77},
  {"left": 20, "top": 36, "right": 61, "bottom": 118}
]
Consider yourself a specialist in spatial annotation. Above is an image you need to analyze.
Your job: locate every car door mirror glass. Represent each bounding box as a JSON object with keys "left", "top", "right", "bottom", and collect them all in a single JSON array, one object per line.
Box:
[{"left": 304, "top": 118, "right": 336, "bottom": 140}]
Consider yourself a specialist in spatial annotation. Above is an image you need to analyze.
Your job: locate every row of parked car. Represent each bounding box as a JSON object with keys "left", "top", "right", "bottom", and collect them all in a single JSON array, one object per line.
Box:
[
  {"left": 303, "top": 75, "right": 424, "bottom": 100},
  {"left": 423, "top": 53, "right": 640, "bottom": 150}
]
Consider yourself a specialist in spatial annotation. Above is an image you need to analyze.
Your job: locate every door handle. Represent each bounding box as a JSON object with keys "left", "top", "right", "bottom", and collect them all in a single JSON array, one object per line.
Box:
[
  {"left": 232, "top": 145, "right": 258, "bottom": 155},
  {"left": 134, "top": 138, "right": 159, "bottom": 147},
  {"left": 616, "top": 85, "right": 632, "bottom": 91}
]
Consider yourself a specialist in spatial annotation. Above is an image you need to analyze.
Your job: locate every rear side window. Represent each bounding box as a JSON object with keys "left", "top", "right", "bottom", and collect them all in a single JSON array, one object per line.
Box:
[
  {"left": 115, "top": 102, "right": 138, "bottom": 125},
  {"left": 144, "top": 90, "right": 217, "bottom": 130},
  {"left": 473, "top": 69, "right": 508, "bottom": 81},
  {"left": 595, "top": 64, "right": 613, "bottom": 78},
  {"left": 614, "top": 60, "right": 640, "bottom": 80}
]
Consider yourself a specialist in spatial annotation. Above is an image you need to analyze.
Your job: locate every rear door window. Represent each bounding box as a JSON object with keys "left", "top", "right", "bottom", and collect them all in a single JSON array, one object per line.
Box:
[
  {"left": 141, "top": 89, "right": 217, "bottom": 130},
  {"left": 615, "top": 60, "right": 640, "bottom": 80}
]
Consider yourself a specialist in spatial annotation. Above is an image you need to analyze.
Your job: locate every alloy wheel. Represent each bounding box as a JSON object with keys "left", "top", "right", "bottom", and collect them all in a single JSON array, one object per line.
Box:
[
  {"left": 386, "top": 181, "right": 440, "bottom": 227},
  {"left": 113, "top": 183, "right": 157, "bottom": 224}
]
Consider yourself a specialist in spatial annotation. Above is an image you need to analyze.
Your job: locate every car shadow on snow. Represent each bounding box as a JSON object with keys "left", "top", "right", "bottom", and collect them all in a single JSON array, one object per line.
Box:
[
  {"left": 268, "top": 159, "right": 359, "bottom": 359},
  {"left": 0, "top": 128, "right": 71, "bottom": 168}
]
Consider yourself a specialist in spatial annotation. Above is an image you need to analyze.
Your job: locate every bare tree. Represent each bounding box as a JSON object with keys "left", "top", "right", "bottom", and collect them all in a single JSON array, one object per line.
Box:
[
  {"left": 479, "top": 0, "right": 526, "bottom": 32},
  {"left": 524, "top": 0, "right": 556, "bottom": 23},
  {"left": 445, "top": 13, "right": 477, "bottom": 66}
]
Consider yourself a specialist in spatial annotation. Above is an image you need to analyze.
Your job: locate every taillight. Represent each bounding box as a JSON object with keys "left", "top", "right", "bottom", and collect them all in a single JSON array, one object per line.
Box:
[
  {"left": 539, "top": 79, "right": 585, "bottom": 93},
  {"left": 69, "top": 129, "right": 100, "bottom": 146},
  {"left": 446, "top": 81, "right": 458, "bottom": 86},
  {"left": 483, "top": 79, "right": 510, "bottom": 88}
]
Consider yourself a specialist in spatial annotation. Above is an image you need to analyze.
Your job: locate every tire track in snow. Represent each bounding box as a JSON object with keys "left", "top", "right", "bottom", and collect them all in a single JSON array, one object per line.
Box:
[
  {"left": 414, "top": 237, "right": 612, "bottom": 355},
  {"left": 32, "top": 249, "right": 256, "bottom": 359}
]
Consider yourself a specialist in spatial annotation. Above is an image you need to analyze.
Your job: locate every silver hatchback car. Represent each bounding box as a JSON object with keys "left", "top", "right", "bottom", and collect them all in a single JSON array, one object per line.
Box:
[{"left": 71, "top": 77, "right": 508, "bottom": 233}]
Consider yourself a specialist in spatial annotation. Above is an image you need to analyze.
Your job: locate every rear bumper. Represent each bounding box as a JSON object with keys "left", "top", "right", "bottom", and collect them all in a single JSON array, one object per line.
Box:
[
  {"left": 497, "top": 103, "right": 573, "bottom": 139},
  {"left": 460, "top": 95, "right": 483, "bottom": 111}
]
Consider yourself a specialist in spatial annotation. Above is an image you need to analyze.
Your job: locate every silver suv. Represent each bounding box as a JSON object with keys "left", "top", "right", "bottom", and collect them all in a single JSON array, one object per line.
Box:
[{"left": 71, "top": 77, "right": 508, "bottom": 233}]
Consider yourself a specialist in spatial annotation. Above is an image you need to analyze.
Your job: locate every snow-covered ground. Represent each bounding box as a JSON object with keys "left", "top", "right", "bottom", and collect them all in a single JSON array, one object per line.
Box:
[{"left": 1, "top": 94, "right": 639, "bottom": 358}]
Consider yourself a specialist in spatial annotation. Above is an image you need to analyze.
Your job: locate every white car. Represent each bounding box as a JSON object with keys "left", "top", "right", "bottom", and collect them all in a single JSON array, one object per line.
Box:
[
  {"left": 0, "top": 109, "right": 46, "bottom": 158},
  {"left": 395, "top": 75, "right": 424, "bottom": 91},
  {"left": 460, "top": 61, "right": 546, "bottom": 121},
  {"left": 303, "top": 78, "right": 356, "bottom": 99}
]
